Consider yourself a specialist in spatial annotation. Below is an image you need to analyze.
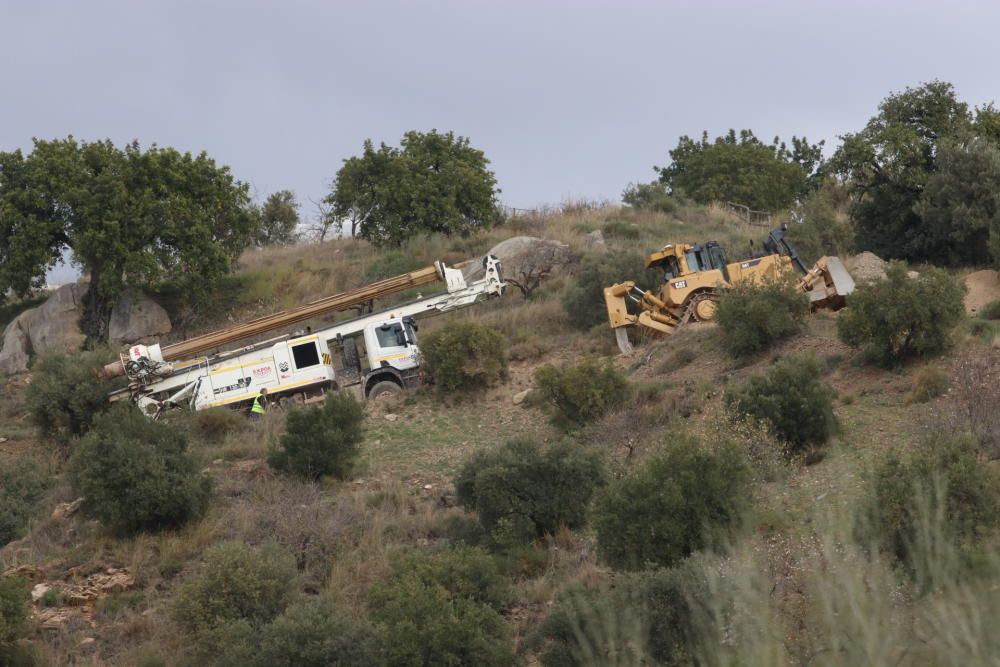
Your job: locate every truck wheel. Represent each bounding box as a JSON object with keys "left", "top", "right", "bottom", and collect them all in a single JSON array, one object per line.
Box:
[{"left": 367, "top": 380, "right": 402, "bottom": 400}]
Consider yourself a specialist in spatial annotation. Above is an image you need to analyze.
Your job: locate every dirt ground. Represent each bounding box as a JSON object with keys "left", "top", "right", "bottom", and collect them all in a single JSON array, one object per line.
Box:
[{"left": 964, "top": 269, "right": 1000, "bottom": 315}]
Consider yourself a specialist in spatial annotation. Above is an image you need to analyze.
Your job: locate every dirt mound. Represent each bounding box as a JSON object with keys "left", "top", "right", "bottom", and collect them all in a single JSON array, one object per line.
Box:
[
  {"left": 847, "top": 252, "right": 887, "bottom": 283},
  {"left": 964, "top": 270, "right": 1000, "bottom": 315}
]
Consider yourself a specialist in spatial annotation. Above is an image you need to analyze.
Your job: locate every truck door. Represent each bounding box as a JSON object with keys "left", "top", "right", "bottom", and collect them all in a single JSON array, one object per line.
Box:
[{"left": 366, "top": 321, "right": 417, "bottom": 371}]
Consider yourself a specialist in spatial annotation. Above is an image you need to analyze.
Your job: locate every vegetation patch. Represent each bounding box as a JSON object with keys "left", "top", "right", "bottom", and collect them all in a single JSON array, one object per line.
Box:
[
  {"left": 716, "top": 278, "right": 809, "bottom": 360},
  {"left": 592, "top": 438, "right": 750, "bottom": 570},
  {"left": 455, "top": 438, "right": 604, "bottom": 546},
  {"left": 534, "top": 358, "right": 627, "bottom": 430},
  {"left": 837, "top": 262, "right": 966, "bottom": 366},
  {"left": 268, "top": 392, "right": 365, "bottom": 480},
  {"left": 70, "top": 404, "right": 212, "bottom": 534},
  {"left": 420, "top": 321, "right": 508, "bottom": 393}
]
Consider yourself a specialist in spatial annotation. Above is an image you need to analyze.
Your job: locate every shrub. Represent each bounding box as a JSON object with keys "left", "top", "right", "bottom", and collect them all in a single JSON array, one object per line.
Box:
[
  {"left": 369, "top": 548, "right": 519, "bottom": 667},
  {"left": 219, "top": 598, "right": 381, "bottom": 667},
  {"left": 724, "top": 355, "right": 837, "bottom": 453},
  {"left": 601, "top": 218, "right": 641, "bottom": 240},
  {"left": 455, "top": 439, "right": 605, "bottom": 545},
  {"left": 837, "top": 263, "right": 966, "bottom": 366},
  {"left": 384, "top": 546, "right": 510, "bottom": 610},
  {"left": 173, "top": 541, "right": 297, "bottom": 636},
  {"left": 622, "top": 181, "right": 677, "bottom": 214},
  {"left": 0, "top": 459, "right": 49, "bottom": 547},
  {"left": 188, "top": 407, "right": 246, "bottom": 443},
  {"left": 419, "top": 321, "right": 508, "bottom": 393},
  {"left": 25, "top": 350, "right": 118, "bottom": 445},
  {"left": 561, "top": 251, "right": 658, "bottom": 330},
  {"left": 592, "top": 438, "right": 750, "bottom": 570},
  {"left": 788, "top": 182, "right": 854, "bottom": 265},
  {"left": 0, "top": 576, "right": 29, "bottom": 643},
  {"left": 268, "top": 392, "right": 364, "bottom": 480},
  {"left": 527, "top": 564, "right": 706, "bottom": 667},
  {"left": 534, "top": 358, "right": 628, "bottom": 429},
  {"left": 908, "top": 365, "right": 949, "bottom": 404},
  {"left": 859, "top": 434, "right": 1000, "bottom": 581},
  {"left": 981, "top": 299, "right": 1000, "bottom": 320},
  {"left": 715, "top": 278, "right": 809, "bottom": 360},
  {"left": 70, "top": 404, "right": 212, "bottom": 534}
]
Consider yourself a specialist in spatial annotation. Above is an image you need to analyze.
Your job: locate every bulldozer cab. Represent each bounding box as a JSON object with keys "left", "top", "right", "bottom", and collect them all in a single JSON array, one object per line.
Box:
[{"left": 647, "top": 241, "right": 729, "bottom": 282}]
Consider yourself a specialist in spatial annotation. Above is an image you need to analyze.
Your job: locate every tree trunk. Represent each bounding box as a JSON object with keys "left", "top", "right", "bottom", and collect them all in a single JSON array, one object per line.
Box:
[{"left": 80, "top": 265, "right": 114, "bottom": 341}]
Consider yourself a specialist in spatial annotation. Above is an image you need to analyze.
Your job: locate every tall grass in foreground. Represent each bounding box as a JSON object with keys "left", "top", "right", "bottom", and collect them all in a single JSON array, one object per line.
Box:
[{"left": 548, "top": 479, "right": 1000, "bottom": 667}]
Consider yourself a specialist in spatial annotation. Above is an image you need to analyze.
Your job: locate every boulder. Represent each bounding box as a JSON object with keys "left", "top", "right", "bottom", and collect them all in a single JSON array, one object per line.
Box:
[
  {"left": 0, "top": 284, "right": 88, "bottom": 375},
  {"left": 847, "top": 252, "right": 888, "bottom": 283},
  {"left": 586, "top": 229, "right": 607, "bottom": 253},
  {"left": 24, "top": 283, "right": 88, "bottom": 356},
  {"left": 0, "top": 319, "right": 30, "bottom": 375},
  {"left": 465, "top": 236, "right": 575, "bottom": 291},
  {"left": 108, "top": 291, "right": 172, "bottom": 343}
]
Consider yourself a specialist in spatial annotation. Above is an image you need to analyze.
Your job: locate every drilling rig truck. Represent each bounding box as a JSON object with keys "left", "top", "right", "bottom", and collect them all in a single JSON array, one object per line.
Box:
[{"left": 104, "top": 258, "right": 505, "bottom": 417}]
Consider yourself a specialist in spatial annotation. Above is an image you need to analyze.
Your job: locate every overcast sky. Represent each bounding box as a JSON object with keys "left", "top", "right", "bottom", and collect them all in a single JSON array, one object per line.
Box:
[{"left": 3, "top": 0, "right": 999, "bottom": 281}]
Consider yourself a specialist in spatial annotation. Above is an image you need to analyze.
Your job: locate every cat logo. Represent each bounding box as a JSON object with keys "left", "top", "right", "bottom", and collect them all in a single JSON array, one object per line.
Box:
[{"left": 672, "top": 280, "right": 687, "bottom": 289}]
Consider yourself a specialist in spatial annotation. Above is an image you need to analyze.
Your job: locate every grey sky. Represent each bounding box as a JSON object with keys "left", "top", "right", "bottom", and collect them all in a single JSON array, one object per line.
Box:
[{"left": 3, "top": 0, "right": 999, "bottom": 282}]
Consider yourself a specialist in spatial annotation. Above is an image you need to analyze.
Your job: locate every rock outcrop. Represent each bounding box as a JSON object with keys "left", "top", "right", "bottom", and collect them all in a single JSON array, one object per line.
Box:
[
  {"left": 0, "top": 283, "right": 88, "bottom": 374},
  {"left": 108, "top": 290, "right": 172, "bottom": 343}
]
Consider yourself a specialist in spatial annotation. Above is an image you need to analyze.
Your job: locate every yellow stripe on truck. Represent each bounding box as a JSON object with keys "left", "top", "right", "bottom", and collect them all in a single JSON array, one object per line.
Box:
[
  {"left": 372, "top": 353, "right": 406, "bottom": 362},
  {"left": 203, "top": 377, "right": 328, "bottom": 408}
]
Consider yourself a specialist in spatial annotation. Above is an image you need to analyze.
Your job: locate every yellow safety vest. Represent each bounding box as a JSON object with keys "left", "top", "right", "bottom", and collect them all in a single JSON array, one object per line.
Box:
[{"left": 251, "top": 394, "right": 266, "bottom": 414}]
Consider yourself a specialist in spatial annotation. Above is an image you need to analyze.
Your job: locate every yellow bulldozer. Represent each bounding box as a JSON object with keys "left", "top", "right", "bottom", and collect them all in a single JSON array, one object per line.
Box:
[{"left": 604, "top": 225, "right": 855, "bottom": 353}]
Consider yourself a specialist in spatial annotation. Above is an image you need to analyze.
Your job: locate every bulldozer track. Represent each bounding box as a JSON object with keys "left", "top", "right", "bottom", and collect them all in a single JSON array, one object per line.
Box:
[{"left": 677, "top": 291, "right": 718, "bottom": 328}]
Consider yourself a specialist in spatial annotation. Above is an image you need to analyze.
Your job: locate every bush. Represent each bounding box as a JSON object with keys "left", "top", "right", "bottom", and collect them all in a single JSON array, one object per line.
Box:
[
  {"left": 384, "top": 546, "right": 510, "bottom": 610},
  {"left": 268, "top": 392, "right": 364, "bottom": 480},
  {"left": 837, "top": 263, "right": 966, "bottom": 366},
  {"left": 980, "top": 299, "right": 1000, "bottom": 321},
  {"left": 622, "top": 181, "right": 677, "bottom": 214},
  {"left": 0, "top": 459, "right": 49, "bottom": 547},
  {"left": 70, "top": 404, "right": 212, "bottom": 534},
  {"left": 419, "top": 321, "right": 508, "bottom": 393},
  {"left": 25, "top": 350, "right": 118, "bottom": 445},
  {"left": 859, "top": 435, "right": 1000, "bottom": 580},
  {"left": 527, "top": 564, "right": 706, "bottom": 667},
  {"left": 534, "top": 358, "right": 628, "bottom": 429},
  {"left": 0, "top": 576, "right": 29, "bottom": 644},
  {"left": 601, "top": 218, "right": 641, "bottom": 240},
  {"left": 561, "top": 251, "right": 658, "bottom": 330},
  {"left": 716, "top": 278, "right": 809, "bottom": 360},
  {"left": 724, "top": 355, "right": 837, "bottom": 453},
  {"left": 909, "top": 365, "right": 949, "bottom": 404},
  {"left": 455, "top": 439, "right": 605, "bottom": 545},
  {"left": 369, "top": 547, "right": 519, "bottom": 667},
  {"left": 217, "top": 598, "right": 381, "bottom": 667},
  {"left": 788, "top": 181, "right": 854, "bottom": 265},
  {"left": 173, "top": 541, "right": 297, "bottom": 636},
  {"left": 592, "top": 438, "right": 750, "bottom": 570}
]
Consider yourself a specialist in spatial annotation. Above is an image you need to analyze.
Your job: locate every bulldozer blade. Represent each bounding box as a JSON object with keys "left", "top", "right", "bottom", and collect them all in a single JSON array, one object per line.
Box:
[
  {"left": 615, "top": 328, "right": 634, "bottom": 355},
  {"left": 807, "top": 256, "right": 856, "bottom": 309}
]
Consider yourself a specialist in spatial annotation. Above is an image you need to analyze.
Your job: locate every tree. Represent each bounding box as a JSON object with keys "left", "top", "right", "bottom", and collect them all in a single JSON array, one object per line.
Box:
[
  {"left": 655, "top": 129, "right": 824, "bottom": 211},
  {"left": 916, "top": 138, "right": 1000, "bottom": 266},
  {"left": 326, "top": 130, "right": 501, "bottom": 246},
  {"left": 255, "top": 190, "right": 300, "bottom": 246},
  {"left": 0, "top": 138, "right": 258, "bottom": 336},
  {"left": 831, "top": 81, "right": 977, "bottom": 261}
]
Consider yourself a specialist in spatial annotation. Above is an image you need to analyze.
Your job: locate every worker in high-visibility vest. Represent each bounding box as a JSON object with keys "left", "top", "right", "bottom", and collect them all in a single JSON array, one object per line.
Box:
[{"left": 250, "top": 387, "right": 268, "bottom": 421}]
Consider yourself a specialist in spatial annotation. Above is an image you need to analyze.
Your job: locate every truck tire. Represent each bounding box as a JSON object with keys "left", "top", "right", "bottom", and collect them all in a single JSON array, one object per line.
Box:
[{"left": 367, "top": 380, "right": 402, "bottom": 400}]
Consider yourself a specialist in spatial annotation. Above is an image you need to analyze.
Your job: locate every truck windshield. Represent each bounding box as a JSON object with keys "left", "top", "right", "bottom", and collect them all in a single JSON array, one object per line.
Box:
[
  {"left": 375, "top": 323, "right": 405, "bottom": 348},
  {"left": 685, "top": 250, "right": 701, "bottom": 272}
]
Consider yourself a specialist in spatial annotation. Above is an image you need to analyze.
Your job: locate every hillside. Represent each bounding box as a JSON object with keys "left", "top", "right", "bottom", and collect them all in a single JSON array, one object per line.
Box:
[{"left": 2, "top": 202, "right": 999, "bottom": 666}]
